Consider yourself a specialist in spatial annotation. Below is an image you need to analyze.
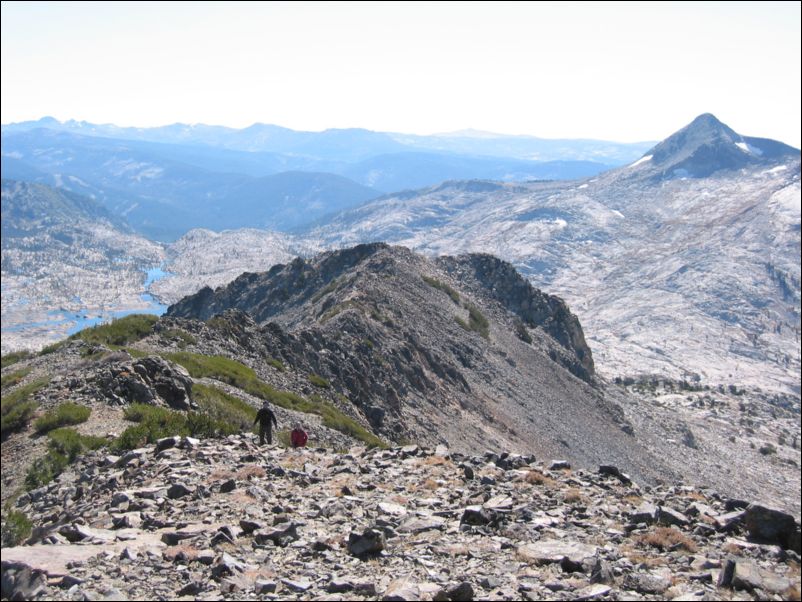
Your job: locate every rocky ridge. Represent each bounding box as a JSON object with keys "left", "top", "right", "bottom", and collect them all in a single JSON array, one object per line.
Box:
[{"left": 2, "top": 434, "right": 800, "bottom": 601}]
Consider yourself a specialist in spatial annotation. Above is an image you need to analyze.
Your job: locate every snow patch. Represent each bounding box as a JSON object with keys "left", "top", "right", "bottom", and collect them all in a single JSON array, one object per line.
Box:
[
  {"left": 735, "top": 141, "right": 763, "bottom": 156},
  {"left": 629, "top": 154, "right": 652, "bottom": 168},
  {"left": 577, "top": 183, "right": 589, "bottom": 189}
]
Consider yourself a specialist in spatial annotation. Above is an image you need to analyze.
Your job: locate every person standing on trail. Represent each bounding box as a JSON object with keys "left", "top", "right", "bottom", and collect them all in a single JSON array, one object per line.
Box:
[{"left": 254, "top": 401, "right": 278, "bottom": 445}]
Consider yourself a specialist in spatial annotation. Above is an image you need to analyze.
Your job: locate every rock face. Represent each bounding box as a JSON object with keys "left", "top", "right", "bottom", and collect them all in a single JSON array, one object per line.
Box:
[
  {"left": 438, "top": 253, "right": 594, "bottom": 381},
  {"left": 1, "top": 435, "right": 799, "bottom": 601},
  {"left": 96, "top": 355, "right": 194, "bottom": 410}
]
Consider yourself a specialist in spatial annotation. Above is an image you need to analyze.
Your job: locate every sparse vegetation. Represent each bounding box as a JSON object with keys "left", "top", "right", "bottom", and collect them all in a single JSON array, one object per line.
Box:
[
  {"left": 514, "top": 318, "right": 533, "bottom": 344},
  {"left": 309, "top": 373, "right": 331, "bottom": 388},
  {"left": 1, "top": 510, "right": 32, "bottom": 547},
  {"left": 163, "top": 352, "right": 384, "bottom": 447},
  {"left": 422, "top": 275, "right": 460, "bottom": 304},
  {"left": 276, "top": 429, "right": 292, "bottom": 448},
  {"left": 1, "top": 350, "right": 32, "bottom": 369},
  {"left": 25, "top": 427, "right": 107, "bottom": 490},
  {"left": 319, "top": 300, "right": 362, "bottom": 323},
  {"left": 34, "top": 402, "right": 91, "bottom": 434},
  {"left": 1, "top": 367, "right": 31, "bottom": 389},
  {"left": 1, "top": 377, "right": 50, "bottom": 439}
]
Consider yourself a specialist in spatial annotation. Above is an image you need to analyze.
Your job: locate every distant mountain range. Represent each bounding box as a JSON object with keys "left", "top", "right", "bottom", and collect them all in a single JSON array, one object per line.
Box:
[
  {"left": 3, "top": 116, "right": 653, "bottom": 162},
  {"left": 1, "top": 118, "right": 653, "bottom": 240}
]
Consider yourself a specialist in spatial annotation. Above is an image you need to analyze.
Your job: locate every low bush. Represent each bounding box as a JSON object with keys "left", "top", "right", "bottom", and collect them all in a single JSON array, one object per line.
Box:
[
  {"left": 1, "top": 377, "right": 50, "bottom": 439},
  {"left": 1, "top": 367, "right": 31, "bottom": 390},
  {"left": 112, "top": 401, "right": 242, "bottom": 452},
  {"left": 72, "top": 314, "right": 158, "bottom": 346},
  {"left": 1, "top": 510, "right": 32, "bottom": 546},
  {"left": 267, "top": 358, "right": 286, "bottom": 372},
  {"left": 309, "top": 374, "right": 331, "bottom": 388},
  {"left": 162, "top": 328, "right": 197, "bottom": 348},
  {"left": 192, "top": 383, "right": 255, "bottom": 431},
  {"left": 24, "top": 428, "right": 106, "bottom": 490},
  {"left": 34, "top": 402, "right": 91, "bottom": 434},
  {"left": 1, "top": 350, "right": 32, "bottom": 369},
  {"left": 422, "top": 276, "right": 460, "bottom": 304}
]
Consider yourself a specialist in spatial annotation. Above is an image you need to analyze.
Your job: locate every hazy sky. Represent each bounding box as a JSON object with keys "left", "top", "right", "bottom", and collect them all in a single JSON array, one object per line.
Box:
[{"left": 2, "top": 1, "right": 800, "bottom": 146}]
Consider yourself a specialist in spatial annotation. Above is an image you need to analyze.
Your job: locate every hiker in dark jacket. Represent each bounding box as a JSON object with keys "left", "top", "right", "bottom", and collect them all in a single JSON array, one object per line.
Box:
[{"left": 254, "top": 402, "right": 278, "bottom": 445}]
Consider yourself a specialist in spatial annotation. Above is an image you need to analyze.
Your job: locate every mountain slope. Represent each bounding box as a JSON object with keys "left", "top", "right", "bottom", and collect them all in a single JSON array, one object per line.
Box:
[
  {"left": 306, "top": 115, "right": 802, "bottom": 395},
  {"left": 165, "top": 243, "right": 662, "bottom": 473}
]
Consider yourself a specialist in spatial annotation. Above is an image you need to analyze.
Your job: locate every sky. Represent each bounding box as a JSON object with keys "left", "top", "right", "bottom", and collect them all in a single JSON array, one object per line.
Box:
[{"left": 2, "top": 1, "right": 800, "bottom": 146}]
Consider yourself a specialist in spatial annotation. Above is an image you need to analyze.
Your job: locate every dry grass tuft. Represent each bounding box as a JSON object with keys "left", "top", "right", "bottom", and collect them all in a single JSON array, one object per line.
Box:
[
  {"left": 420, "top": 455, "right": 450, "bottom": 466},
  {"left": 163, "top": 544, "right": 199, "bottom": 561},
  {"left": 236, "top": 465, "right": 266, "bottom": 480},
  {"left": 635, "top": 526, "right": 697, "bottom": 553},
  {"left": 524, "top": 469, "right": 557, "bottom": 487},
  {"left": 422, "top": 478, "right": 440, "bottom": 490},
  {"left": 208, "top": 469, "right": 234, "bottom": 482}
]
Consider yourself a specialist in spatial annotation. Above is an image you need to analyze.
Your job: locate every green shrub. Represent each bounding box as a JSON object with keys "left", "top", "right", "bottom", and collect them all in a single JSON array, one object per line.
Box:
[
  {"left": 72, "top": 314, "right": 158, "bottom": 346},
  {"left": 1, "top": 510, "right": 32, "bottom": 546},
  {"left": 267, "top": 358, "right": 286, "bottom": 372},
  {"left": 111, "top": 401, "right": 241, "bottom": 452},
  {"left": 454, "top": 304, "right": 489, "bottom": 339},
  {"left": 192, "top": 383, "right": 256, "bottom": 431},
  {"left": 759, "top": 443, "right": 777, "bottom": 455},
  {"left": 1, "top": 367, "right": 31, "bottom": 390},
  {"left": 311, "top": 277, "right": 340, "bottom": 302},
  {"left": 162, "top": 328, "right": 197, "bottom": 349},
  {"left": 1, "top": 377, "right": 50, "bottom": 439},
  {"left": 1, "top": 350, "right": 32, "bottom": 369},
  {"left": 466, "top": 303, "right": 490, "bottom": 339},
  {"left": 39, "top": 341, "right": 66, "bottom": 355},
  {"left": 309, "top": 374, "right": 331, "bottom": 388},
  {"left": 422, "top": 276, "right": 460, "bottom": 304},
  {"left": 34, "top": 402, "right": 91, "bottom": 434},
  {"left": 276, "top": 430, "right": 292, "bottom": 448},
  {"left": 514, "top": 319, "right": 533, "bottom": 344},
  {"left": 319, "top": 300, "right": 362, "bottom": 323},
  {"left": 24, "top": 428, "right": 106, "bottom": 490}
]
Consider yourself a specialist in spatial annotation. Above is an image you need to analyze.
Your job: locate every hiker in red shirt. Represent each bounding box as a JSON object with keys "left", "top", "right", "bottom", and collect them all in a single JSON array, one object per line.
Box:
[{"left": 291, "top": 424, "right": 308, "bottom": 448}]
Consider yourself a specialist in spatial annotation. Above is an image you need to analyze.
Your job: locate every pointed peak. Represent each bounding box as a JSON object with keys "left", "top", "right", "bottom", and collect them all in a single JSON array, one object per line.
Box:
[{"left": 628, "top": 113, "right": 797, "bottom": 179}]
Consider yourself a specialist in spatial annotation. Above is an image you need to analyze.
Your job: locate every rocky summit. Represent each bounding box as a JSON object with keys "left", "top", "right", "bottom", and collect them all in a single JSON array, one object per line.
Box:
[
  {"left": 1, "top": 243, "right": 800, "bottom": 600},
  {"left": 2, "top": 436, "right": 800, "bottom": 601}
]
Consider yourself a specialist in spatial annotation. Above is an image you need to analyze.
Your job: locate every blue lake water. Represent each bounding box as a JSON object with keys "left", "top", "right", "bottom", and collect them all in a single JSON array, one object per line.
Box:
[{"left": 4, "top": 265, "right": 171, "bottom": 337}]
